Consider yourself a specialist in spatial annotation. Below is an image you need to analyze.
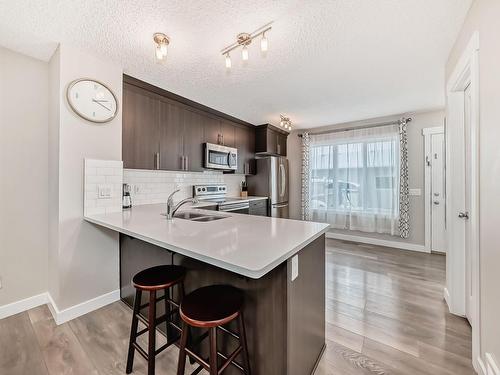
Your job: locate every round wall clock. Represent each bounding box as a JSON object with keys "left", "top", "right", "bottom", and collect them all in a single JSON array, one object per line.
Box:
[{"left": 66, "top": 78, "right": 118, "bottom": 123}]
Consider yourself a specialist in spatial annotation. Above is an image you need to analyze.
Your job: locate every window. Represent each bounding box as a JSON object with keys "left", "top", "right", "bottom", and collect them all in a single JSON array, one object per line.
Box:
[{"left": 308, "top": 125, "right": 400, "bottom": 235}]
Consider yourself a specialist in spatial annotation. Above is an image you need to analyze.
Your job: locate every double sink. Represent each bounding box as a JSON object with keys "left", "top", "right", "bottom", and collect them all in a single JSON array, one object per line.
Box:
[{"left": 162, "top": 211, "right": 228, "bottom": 222}]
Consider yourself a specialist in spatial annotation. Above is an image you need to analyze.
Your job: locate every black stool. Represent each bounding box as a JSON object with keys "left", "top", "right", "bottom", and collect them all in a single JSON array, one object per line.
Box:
[
  {"left": 126, "top": 265, "right": 186, "bottom": 375},
  {"left": 176, "top": 285, "right": 251, "bottom": 375}
]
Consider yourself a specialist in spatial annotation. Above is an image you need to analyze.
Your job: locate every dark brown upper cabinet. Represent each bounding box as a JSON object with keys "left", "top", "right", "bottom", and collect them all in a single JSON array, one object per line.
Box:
[
  {"left": 235, "top": 125, "right": 256, "bottom": 175},
  {"left": 122, "top": 83, "right": 160, "bottom": 170},
  {"left": 255, "top": 124, "right": 289, "bottom": 156},
  {"left": 122, "top": 75, "right": 257, "bottom": 173},
  {"left": 183, "top": 110, "right": 205, "bottom": 172}
]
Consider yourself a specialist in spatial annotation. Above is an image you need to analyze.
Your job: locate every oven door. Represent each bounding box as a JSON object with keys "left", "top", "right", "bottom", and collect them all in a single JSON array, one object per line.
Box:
[{"left": 205, "top": 143, "right": 238, "bottom": 170}]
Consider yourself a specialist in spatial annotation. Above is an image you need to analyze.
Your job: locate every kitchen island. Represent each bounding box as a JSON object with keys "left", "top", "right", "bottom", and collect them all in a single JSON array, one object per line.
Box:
[{"left": 85, "top": 203, "right": 329, "bottom": 375}]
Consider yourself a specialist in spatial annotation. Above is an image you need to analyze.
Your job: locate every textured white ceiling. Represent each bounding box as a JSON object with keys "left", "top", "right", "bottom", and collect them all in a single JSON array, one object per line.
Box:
[{"left": 0, "top": 0, "right": 472, "bottom": 128}]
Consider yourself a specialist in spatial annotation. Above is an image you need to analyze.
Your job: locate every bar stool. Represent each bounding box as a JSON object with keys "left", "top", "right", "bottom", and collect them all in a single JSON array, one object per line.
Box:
[
  {"left": 176, "top": 285, "right": 251, "bottom": 375},
  {"left": 126, "top": 265, "right": 186, "bottom": 375}
]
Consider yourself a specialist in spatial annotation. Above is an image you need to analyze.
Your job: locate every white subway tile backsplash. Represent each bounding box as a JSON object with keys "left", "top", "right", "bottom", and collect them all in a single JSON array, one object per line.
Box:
[
  {"left": 123, "top": 169, "right": 245, "bottom": 206},
  {"left": 84, "top": 159, "right": 123, "bottom": 216}
]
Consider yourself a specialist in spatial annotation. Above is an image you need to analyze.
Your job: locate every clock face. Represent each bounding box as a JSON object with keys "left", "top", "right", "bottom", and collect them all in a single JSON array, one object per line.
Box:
[{"left": 67, "top": 79, "right": 118, "bottom": 123}]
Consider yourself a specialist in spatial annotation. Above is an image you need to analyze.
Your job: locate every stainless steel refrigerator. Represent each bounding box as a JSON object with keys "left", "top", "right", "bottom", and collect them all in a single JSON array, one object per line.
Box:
[{"left": 247, "top": 156, "right": 289, "bottom": 218}]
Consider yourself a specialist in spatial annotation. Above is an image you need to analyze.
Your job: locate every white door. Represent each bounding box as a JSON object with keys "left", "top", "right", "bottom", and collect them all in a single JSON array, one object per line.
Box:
[
  {"left": 464, "top": 83, "right": 473, "bottom": 322},
  {"left": 431, "top": 133, "right": 446, "bottom": 253}
]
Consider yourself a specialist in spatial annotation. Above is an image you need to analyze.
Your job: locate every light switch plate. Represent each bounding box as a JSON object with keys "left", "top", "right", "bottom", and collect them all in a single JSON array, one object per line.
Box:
[
  {"left": 98, "top": 184, "right": 113, "bottom": 199},
  {"left": 409, "top": 188, "right": 422, "bottom": 196},
  {"left": 291, "top": 255, "right": 299, "bottom": 281}
]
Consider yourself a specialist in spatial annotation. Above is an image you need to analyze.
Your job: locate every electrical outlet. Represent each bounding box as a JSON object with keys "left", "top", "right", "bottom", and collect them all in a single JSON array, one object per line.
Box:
[{"left": 98, "top": 184, "right": 113, "bottom": 199}]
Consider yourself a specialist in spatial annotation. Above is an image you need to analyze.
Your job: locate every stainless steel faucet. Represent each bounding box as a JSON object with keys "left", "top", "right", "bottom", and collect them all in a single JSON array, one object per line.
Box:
[{"left": 165, "top": 188, "right": 198, "bottom": 220}]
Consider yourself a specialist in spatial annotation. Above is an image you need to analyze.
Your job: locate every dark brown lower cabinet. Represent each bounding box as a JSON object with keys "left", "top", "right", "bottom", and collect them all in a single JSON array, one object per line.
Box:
[{"left": 249, "top": 199, "right": 268, "bottom": 216}]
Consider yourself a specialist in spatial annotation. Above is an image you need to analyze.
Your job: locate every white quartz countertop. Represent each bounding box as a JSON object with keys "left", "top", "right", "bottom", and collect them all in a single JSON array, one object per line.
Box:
[{"left": 84, "top": 203, "right": 329, "bottom": 279}]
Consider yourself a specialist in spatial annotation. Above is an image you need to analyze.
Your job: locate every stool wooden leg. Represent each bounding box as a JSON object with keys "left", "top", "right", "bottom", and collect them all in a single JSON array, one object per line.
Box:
[
  {"left": 238, "top": 313, "right": 251, "bottom": 375},
  {"left": 126, "top": 289, "right": 142, "bottom": 374},
  {"left": 147, "top": 290, "right": 156, "bottom": 375},
  {"left": 209, "top": 327, "right": 218, "bottom": 375},
  {"left": 164, "top": 287, "right": 173, "bottom": 341},
  {"left": 176, "top": 322, "right": 189, "bottom": 375}
]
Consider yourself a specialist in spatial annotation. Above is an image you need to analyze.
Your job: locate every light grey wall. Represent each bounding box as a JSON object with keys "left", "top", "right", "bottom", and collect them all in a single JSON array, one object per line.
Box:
[
  {"left": 48, "top": 44, "right": 122, "bottom": 310},
  {"left": 446, "top": 0, "right": 500, "bottom": 365},
  {"left": 0, "top": 47, "right": 49, "bottom": 305},
  {"left": 287, "top": 109, "right": 444, "bottom": 247}
]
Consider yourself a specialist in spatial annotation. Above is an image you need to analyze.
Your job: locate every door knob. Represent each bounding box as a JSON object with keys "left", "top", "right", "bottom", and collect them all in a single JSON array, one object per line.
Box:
[{"left": 458, "top": 211, "right": 469, "bottom": 219}]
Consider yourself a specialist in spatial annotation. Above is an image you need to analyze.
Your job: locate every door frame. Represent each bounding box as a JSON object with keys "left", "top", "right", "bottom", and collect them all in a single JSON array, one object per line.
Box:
[
  {"left": 422, "top": 126, "right": 445, "bottom": 253},
  {"left": 445, "top": 31, "right": 480, "bottom": 372}
]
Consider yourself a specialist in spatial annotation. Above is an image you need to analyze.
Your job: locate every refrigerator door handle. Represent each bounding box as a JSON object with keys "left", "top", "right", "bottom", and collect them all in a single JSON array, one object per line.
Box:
[
  {"left": 272, "top": 202, "right": 289, "bottom": 208},
  {"left": 279, "top": 163, "right": 286, "bottom": 198}
]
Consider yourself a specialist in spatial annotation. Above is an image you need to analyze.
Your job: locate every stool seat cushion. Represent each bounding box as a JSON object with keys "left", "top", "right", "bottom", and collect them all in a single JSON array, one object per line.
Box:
[
  {"left": 132, "top": 265, "right": 186, "bottom": 291},
  {"left": 180, "top": 285, "right": 244, "bottom": 327}
]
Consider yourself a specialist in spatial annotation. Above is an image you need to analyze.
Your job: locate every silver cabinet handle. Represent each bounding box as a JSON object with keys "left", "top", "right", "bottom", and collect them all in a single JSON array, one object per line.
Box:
[
  {"left": 184, "top": 155, "right": 189, "bottom": 171},
  {"left": 155, "top": 152, "right": 160, "bottom": 170},
  {"left": 458, "top": 211, "right": 469, "bottom": 219}
]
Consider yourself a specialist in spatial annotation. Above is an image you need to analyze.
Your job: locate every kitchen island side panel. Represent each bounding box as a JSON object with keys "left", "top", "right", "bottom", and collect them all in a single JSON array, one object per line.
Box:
[{"left": 287, "top": 234, "right": 326, "bottom": 375}]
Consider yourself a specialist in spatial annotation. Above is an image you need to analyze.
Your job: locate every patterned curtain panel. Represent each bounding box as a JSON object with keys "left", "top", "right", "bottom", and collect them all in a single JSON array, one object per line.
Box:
[
  {"left": 301, "top": 132, "right": 311, "bottom": 221},
  {"left": 398, "top": 119, "right": 410, "bottom": 238}
]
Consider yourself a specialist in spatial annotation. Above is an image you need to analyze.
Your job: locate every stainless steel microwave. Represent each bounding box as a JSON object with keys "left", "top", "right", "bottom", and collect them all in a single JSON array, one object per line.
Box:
[{"left": 204, "top": 143, "right": 238, "bottom": 171}]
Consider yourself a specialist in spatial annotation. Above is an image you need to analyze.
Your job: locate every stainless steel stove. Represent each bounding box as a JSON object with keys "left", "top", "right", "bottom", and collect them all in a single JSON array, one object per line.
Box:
[{"left": 193, "top": 184, "right": 250, "bottom": 214}]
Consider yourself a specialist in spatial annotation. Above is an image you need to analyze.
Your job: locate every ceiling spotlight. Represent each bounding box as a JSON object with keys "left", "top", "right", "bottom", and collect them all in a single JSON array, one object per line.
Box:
[
  {"left": 220, "top": 22, "right": 272, "bottom": 68},
  {"left": 153, "top": 33, "right": 170, "bottom": 62},
  {"left": 280, "top": 115, "right": 292, "bottom": 131},
  {"left": 261, "top": 32, "right": 268, "bottom": 52},
  {"left": 225, "top": 53, "right": 232, "bottom": 69}
]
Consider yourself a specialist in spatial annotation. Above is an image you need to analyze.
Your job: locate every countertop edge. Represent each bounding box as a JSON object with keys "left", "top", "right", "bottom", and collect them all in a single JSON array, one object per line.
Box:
[{"left": 84, "top": 215, "right": 328, "bottom": 279}]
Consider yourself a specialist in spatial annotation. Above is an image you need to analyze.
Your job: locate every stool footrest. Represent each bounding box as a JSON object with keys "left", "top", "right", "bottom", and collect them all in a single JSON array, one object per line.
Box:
[{"left": 217, "top": 348, "right": 245, "bottom": 373}]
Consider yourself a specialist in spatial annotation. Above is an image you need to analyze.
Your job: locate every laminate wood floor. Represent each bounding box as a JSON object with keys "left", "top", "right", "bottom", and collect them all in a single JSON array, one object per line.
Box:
[{"left": 0, "top": 239, "right": 474, "bottom": 375}]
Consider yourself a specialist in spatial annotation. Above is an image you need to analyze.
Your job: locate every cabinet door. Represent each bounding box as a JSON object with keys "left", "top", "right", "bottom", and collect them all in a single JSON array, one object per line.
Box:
[
  {"left": 220, "top": 121, "right": 236, "bottom": 147},
  {"left": 203, "top": 116, "right": 221, "bottom": 145},
  {"left": 266, "top": 128, "right": 278, "bottom": 155},
  {"left": 277, "top": 133, "right": 287, "bottom": 156},
  {"left": 235, "top": 125, "right": 256, "bottom": 175},
  {"left": 183, "top": 110, "right": 205, "bottom": 172},
  {"left": 159, "top": 99, "right": 184, "bottom": 171},
  {"left": 249, "top": 199, "right": 268, "bottom": 216},
  {"left": 122, "top": 84, "right": 159, "bottom": 169}
]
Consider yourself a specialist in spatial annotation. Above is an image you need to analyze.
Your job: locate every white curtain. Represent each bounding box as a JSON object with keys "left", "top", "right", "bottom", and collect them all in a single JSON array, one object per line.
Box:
[{"left": 309, "top": 125, "right": 400, "bottom": 235}]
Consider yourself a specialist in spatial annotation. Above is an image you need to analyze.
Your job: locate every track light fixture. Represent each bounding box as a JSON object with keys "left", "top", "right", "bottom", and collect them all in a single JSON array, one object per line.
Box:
[
  {"left": 221, "top": 22, "right": 273, "bottom": 69},
  {"left": 153, "top": 33, "right": 170, "bottom": 62},
  {"left": 279, "top": 115, "right": 292, "bottom": 131}
]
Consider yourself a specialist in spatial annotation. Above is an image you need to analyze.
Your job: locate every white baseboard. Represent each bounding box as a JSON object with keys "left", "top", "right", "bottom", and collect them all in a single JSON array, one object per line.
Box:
[
  {"left": 486, "top": 353, "right": 500, "bottom": 375},
  {"left": 326, "top": 232, "right": 429, "bottom": 253},
  {"left": 0, "top": 293, "right": 49, "bottom": 320},
  {"left": 47, "top": 289, "right": 120, "bottom": 325},
  {"left": 444, "top": 287, "right": 451, "bottom": 307},
  {"left": 0, "top": 289, "right": 120, "bottom": 324},
  {"left": 478, "top": 357, "right": 487, "bottom": 375}
]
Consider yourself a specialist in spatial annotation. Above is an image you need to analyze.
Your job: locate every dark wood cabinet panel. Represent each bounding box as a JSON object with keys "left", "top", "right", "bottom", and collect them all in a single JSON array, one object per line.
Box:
[
  {"left": 122, "top": 83, "right": 160, "bottom": 169},
  {"left": 159, "top": 99, "right": 184, "bottom": 171},
  {"left": 203, "top": 116, "right": 221, "bottom": 145},
  {"left": 123, "top": 76, "right": 257, "bottom": 173},
  {"left": 220, "top": 121, "right": 236, "bottom": 148},
  {"left": 277, "top": 133, "right": 287, "bottom": 157},
  {"left": 235, "top": 125, "right": 256, "bottom": 175},
  {"left": 249, "top": 199, "right": 268, "bottom": 216},
  {"left": 183, "top": 110, "right": 205, "bottom": 172},
  {"left": 255, "top": 124, "right": 288, "bottom": 156}
]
